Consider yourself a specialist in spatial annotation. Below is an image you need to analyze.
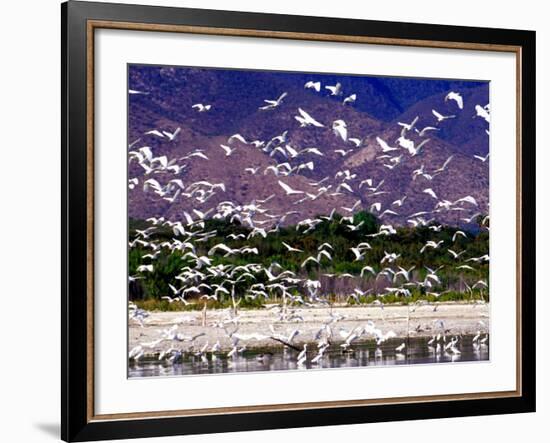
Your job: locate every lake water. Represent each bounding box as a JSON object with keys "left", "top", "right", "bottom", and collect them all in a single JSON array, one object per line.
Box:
[{"left": 128, "top": 334, "right": 489, "bottom": 378}]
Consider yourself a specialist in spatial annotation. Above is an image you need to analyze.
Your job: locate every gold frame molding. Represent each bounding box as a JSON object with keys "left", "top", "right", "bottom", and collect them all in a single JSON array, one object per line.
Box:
[{"left": 86, "top": 19, "right": 523, "bottom": 423}]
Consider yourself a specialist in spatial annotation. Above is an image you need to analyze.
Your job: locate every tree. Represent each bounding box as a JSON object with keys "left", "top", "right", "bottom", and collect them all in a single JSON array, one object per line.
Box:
[{"left": 352, "top": 210, "right": 379, "bottom": 235}]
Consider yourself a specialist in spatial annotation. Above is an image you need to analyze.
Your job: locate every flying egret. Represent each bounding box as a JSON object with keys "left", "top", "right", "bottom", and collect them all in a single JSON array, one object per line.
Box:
[
  {"left": 474, "top": 153, "right": 490, "bottom": 162},
  {"left": 278, "top": 180, "right": 304, "bottom": 196},
  {"left": 447, "top": 249, "right": 466, "bottom": 259},
  {"left": 332, "top": 120, "right": 348, "bottom": 141},
  {"left": 282, "top": 242, "right": 303, "bottom": 253},
  {"left": 219, "top": 144, "right": 236, "bottom": 156},
  {"left": 397, "top": 116, "right": 419, "bottom": 133},
  {"left": 259, "top": 92, "right": 288, "bottom": 110},
  {"left": 474, "top": 104, "right": 490, "bottom": 122},
  {"left": 343, "top": 93, "right": 357, "bottom": 105},
  {"left": 361, "top": 266, "right": 376, "bottom": 277},
  {"left": 423, "top": 188, "right": 438, "bottom": 199},
  {"left": 432, "top": 109, "right": 456, "bottom": 122},
  {"left": 376, "top": 136, "right": 398, "bottom": 153},
  {"left": 325, "top": 82, "right": 342, "bottom": 96},
  {"left": 192, "top": 103, "right": 211, "bottom": 112},
  {"left": 445, "top": 91, "right": 464, "bottom": 109},
  {"left": 295, "top": 108, "right": 324, "bottom": 127},
  {"left": 162, "top": 127, "right": 181, "bottom": 141},
  {"left": 304, "top": 81, "right": 321, "bottom": 91},
  {"left": 228, "top": 133, "right": 248, "bottom": 144},
  {"left": 415, "top": 126, "right": 439, "bottom": 137},
  {"left": 420, "top": 240, "right": 444, "bottom": 253}
]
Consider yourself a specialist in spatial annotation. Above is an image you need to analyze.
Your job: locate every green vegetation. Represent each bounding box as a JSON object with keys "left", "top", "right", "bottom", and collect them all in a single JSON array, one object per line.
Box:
[
  {"left": 128, "top": 211, "right": 489, "bottom": 309},
  {"left": 134, "top": 290, "right": 485, "bottom": 312}
]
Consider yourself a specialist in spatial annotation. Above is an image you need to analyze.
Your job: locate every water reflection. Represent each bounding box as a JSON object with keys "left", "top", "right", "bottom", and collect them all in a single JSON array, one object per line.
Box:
[{"left": 129, "top": 334, "right": 489, "bottom": 378}]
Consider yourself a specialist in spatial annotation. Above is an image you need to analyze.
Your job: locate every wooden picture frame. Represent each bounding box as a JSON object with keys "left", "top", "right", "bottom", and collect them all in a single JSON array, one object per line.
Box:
[{"left": 62, "top": 1, "right": 536, "bottom": 441}]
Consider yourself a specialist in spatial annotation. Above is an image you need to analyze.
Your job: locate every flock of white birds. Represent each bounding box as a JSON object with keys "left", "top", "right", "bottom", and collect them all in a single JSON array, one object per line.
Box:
[{"left": 128, "top": 77, "right": 490, "bottom": 369}]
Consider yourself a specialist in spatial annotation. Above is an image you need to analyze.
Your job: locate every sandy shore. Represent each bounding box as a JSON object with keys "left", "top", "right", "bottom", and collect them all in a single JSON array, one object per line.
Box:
[{"left": 130, "top": 302, "right": 490, "bottom": 356}]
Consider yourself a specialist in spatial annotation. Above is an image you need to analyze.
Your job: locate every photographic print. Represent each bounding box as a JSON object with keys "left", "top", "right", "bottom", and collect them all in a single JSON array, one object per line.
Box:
[
  {"left": 127, "top": 64, "right": 490, "bottom": 378},
  {"left": 62, "top": 5, "right": 535, "bottom": 439}
]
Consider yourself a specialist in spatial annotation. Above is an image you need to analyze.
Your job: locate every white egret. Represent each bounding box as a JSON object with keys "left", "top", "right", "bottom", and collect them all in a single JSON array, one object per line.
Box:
[
  {"left": 376, "top": 136, "right": 398, "bottom": 153},
  {"left": 332, "top": 120, "right": 348, "bottom": 141},
  {"left": 474, "top": 153, "right": 490, "bottom": 162},
  {"left": 278, "top": 180, "right": 304, "bottom": 196},
  {"left": 432, "top": 109, "right": 456, "bottom": 122},
  {"left": 395, "top": 343, "right": 406, "bottom": 352},
  {"left": 397, "top": 116, "right": 419, "bottom": 133},
  {"left": 475, "top": 104, "right": 490, "bottom": 122},
  {"left": 423, "top": 188, "right": 438, "bottom": 200},
  {"left": 219, "top": 144, "right": 236, "bottom": 156},
  {"left": 162, "top": 127, "right": 181, "bottom": 141},
  {"left": 445, "top": 91, "right": 464, "bottom": 109},
  {"left": 259, "top": 92, "right": 287, "bottom": 110},
  {"left": 295, "top": 108, "right": 324, "bottom": 127},
  {"left": 343, "top": 93, "right": 356, "bottom": 105},
  {"left": 325, "top": 82, "right": 342, "bottom": 96},
  {"left": 304, "top": 81, "right": 321, "bottom": 91},
  {"left": 192, "top": 103, "right": 211, "bottom": 112}
]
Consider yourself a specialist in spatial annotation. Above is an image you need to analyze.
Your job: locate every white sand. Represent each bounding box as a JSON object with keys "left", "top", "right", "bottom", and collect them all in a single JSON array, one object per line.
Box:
[{"left": 130, "top": 302, "right": 490, "bottom": 355}]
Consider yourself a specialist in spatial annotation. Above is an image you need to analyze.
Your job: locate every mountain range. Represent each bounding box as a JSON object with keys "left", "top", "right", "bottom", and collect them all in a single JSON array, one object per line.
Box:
[{"left": 127, "top": 65, "right": 490, "bottom": 228}]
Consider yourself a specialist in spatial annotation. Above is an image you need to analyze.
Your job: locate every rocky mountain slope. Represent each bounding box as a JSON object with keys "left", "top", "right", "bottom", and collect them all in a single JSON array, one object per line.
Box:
[{"left": 128, "top": 65, "right": 490, "bottom": 228}]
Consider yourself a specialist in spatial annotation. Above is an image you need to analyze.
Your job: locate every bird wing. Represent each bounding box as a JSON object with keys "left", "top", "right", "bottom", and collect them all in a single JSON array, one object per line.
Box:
[
  {"left": 440, "top": 155, "right": 454, "bottom": 170},
  {"left": 415, "top": 138, "right": 430, "bottom": 153},
  {"left": 278, "top": 180, "right": 292, "bottom": 194},
  {"left": 333, "top": 125, "right": 347, "bottom": 141},
  {"left": 145, "top": 129, "right": 164, "bottom": 138},
  {"left": 301, "top": 256, "right": 318, "bottom": 267},
  {"left": 298, "top": 108, "right": 323, "bottom": 127},
  {"left": 376, "top": 136, "right": 394, "bottom": 151},
  {"left": 220, "top": 144, "right": 233, "bottom": 155},
  {"left": 455, "top": 196, "right": 477, "bottom": 206},
  {"left": 228, "top": 134, "right": 247, "bottom": 144},
  {"left": 282, "top": 242, "right": 295, "bottom": 251},
  {"left": 423, "top": 188, "right": 437, "bottom": 199},
  {"left": 208, "top": 243, "right": 233, "bottom": 255},
  {"left": 305, "top": 81, "right": 320, "bottom": 91},
  {"left": 318, "top": 250, "right": 332, "bottom": 261}
]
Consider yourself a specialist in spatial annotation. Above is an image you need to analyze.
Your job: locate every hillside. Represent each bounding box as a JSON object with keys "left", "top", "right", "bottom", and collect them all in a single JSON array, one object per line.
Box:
[{"left": 128, "top": 65, "right": 490, "bottom": 228}]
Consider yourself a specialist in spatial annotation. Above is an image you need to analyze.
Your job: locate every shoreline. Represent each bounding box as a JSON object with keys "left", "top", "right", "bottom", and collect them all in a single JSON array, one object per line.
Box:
[{"left": 130, "top": 302, "right": 490, "bottom": 356}]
